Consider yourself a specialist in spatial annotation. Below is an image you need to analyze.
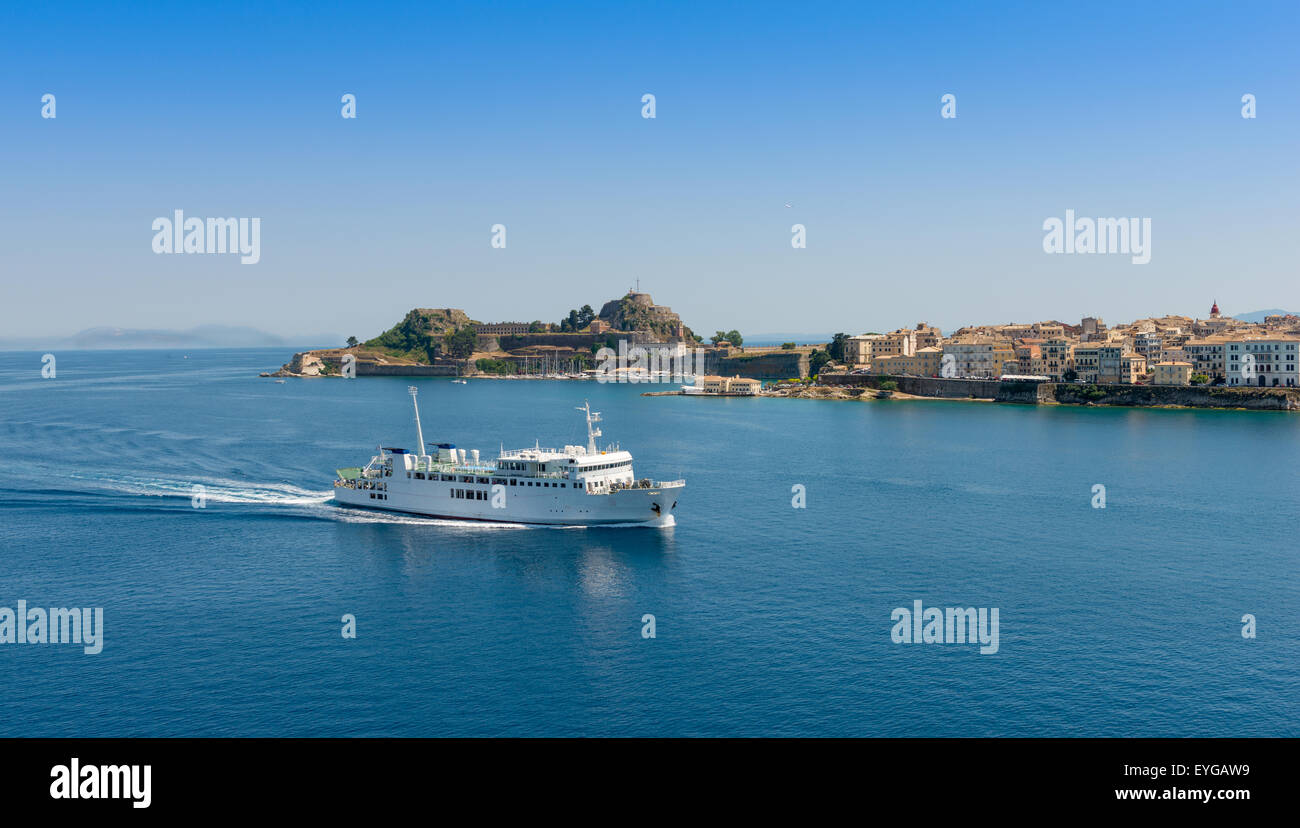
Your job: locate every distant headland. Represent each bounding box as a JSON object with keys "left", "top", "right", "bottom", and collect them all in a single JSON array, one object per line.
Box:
[{"left": 264, "top": 291, "right": 816, "bottom": 380}]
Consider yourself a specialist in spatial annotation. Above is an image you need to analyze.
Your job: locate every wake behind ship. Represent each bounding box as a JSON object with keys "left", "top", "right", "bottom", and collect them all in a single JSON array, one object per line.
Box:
[{"left": 332, "top": 387, "right": 684, "bottom": 526}]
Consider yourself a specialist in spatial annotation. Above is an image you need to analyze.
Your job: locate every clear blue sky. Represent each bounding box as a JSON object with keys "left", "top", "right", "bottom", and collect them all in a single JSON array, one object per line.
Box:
[{"left": 2, "top": 0, "right": 1297, "bottom": 341}]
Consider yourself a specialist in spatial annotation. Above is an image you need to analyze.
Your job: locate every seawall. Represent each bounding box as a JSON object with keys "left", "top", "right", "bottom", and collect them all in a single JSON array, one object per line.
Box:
[
  {"left": 713, "top": 351, "right": 809, "bottom": 380},
  {"left": 820, "top": 374, "right": 1300, "bottom": 410}
]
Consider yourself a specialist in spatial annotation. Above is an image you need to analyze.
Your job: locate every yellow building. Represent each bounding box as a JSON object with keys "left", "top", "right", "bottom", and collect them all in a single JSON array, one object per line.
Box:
[
  {"left": 1184, "top": 339, "right": 1228, "bottom": 380},
  {"left": 869, "top": 355, "right": 904, "bottom": 374},
  {"left": 1120, "top": 354, "right": 1147, "bottom": 384},
  {"left": 1152, "top": 361, "right": 1193, "bottom": 386},
  {"left": 869, "top": 345, "right": 943, "bottom": 376},
  {"left": 1041, "top": 338, "right": 1072, "bottom": 381},
  {"left": 913, "top": 324, "right": 943, "bottom": 349},
  {"left": 844, "top": 334, "right": 884, "bottom": 367},
  {"left": 876, "top": 329, "right": 917, "bottom": 358},
  {"left": 694, "top": 375, "right": 761, "bottom": 395},
  {"left": 1071, "top": 344, "right": 1100, "bottom": 382},
  {"left": 905, "top": 346, "right": 943, "bottom": 376},
  {"left": 942, "top": 340, "right": 1015, "bottom": 378}
]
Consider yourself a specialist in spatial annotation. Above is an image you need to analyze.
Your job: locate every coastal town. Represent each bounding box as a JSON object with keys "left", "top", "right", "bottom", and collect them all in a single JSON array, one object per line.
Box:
[
  {"left": 265, "top": 292, "right": 1300, "bottom": 409},
  {"left": 831, "top": 302, "right": 1300, "bottom": 388}
]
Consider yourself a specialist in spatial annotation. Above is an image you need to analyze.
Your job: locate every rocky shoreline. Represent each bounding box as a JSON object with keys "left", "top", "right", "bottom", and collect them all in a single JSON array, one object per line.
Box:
[
  {"left": 641, "top": 378, "right": 1299, "bottom": 411},
  {"left": 261, "top": 348, "right": 463, "bottom": 378}
]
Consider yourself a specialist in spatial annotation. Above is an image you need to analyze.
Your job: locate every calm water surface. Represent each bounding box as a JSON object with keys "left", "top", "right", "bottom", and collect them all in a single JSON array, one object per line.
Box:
[{"left": 0, "top": 349, "right": 1295, "bottom": 736}]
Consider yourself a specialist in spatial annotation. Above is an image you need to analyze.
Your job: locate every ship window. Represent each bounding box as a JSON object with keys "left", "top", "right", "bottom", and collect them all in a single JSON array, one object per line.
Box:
[{"left": 510, "top": 479, "right": 516, "bottom": 486}]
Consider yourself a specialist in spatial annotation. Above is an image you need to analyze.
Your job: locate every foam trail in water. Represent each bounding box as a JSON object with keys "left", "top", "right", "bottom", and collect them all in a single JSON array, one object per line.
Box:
[
  {"left": 65, "top": 472, "right": 333, "bottom": 505},
  {"left": 55, "top": 471, "right": 627, "bottom": 529}
]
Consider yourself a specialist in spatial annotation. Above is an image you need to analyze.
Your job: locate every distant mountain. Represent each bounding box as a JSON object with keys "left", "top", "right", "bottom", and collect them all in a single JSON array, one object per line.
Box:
[
  {"left": 66, "top": 325, "right": 294, "bottom": 349},
  {"left": 1230, "top": 309, "right": 1298, "bottom": 323},
  {"left": 0, "top": 325, "right": 342, "bottom": 351}
]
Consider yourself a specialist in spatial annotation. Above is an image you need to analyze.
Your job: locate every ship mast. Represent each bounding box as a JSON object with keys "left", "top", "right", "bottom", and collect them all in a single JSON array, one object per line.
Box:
[
  {"left": 409, "top": 386, "right": 427, "bottom": 462},
  {"left": 576, "top": 400, "right": 602, "bottom": 454}
]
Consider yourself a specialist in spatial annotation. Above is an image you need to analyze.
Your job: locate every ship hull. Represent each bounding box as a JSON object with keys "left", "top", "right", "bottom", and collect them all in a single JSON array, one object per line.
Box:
[{"left": 332, "top": 477, "right": 681, "bottom": 527}]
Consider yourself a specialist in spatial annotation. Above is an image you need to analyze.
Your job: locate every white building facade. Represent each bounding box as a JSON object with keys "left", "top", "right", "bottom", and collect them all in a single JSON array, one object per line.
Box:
[{"left": 1225, "top": 339, "right": 1299, "bottom": 387}]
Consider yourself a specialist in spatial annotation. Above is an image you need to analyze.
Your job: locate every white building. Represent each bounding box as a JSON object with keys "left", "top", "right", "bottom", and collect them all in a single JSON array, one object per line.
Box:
[
  {"left": 1225, "top": 339, "right": 1299, "bottom": 387},
  {"left": 941, "top": 340, "right": 1013, "bottom": 378}
]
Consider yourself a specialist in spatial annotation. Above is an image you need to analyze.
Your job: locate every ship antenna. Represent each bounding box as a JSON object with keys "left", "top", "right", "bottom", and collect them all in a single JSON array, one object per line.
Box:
[
  {"left": 575, "top": 400, "right": 602, "bottom": 454},
  {"left": 408, "top": 386, "right": 426, "bottom": 462}
]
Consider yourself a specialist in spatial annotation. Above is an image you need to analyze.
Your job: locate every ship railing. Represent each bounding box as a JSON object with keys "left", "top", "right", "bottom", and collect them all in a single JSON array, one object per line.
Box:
[
  {"left": 610, "top": 478, "right": 684, "bottom": 491},
  {"left": 499, "top": 447, "right": 568, "bottom": 458}
]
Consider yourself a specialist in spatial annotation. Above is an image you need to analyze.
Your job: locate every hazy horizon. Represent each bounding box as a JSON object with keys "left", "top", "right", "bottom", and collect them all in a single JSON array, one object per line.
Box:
[{"left": 3, "top": 302, "right": 1294, "bottom": 352}]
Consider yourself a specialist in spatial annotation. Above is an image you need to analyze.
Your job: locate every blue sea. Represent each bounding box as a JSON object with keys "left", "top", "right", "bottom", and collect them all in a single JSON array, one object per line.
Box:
[{"left": 0, "top": 348, "right": 1296, "bottom": 737}]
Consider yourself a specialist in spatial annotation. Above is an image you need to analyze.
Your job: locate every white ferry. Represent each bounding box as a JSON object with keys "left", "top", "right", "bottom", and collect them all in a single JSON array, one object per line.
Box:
[{"left": 332, "top": 387, "right": 684, "bottom": 527}]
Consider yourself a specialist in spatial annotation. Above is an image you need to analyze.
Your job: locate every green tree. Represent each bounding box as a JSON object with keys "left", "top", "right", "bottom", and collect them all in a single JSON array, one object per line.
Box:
[
  {"left": 781, "top": 342, "right": 796, "bottom": 350},
  {"left": 809, "top": 350, "right": 831, "bottom": 376},
  {"left": 1190, "top": 373, "right": 1209, "bottom": 385},
  {"left": 443, "top": 325, "right": 478, "bottom": 359},
  {"left": 710, "top": 331, "right": 728, "bottom": 345},
  {"left": 1063, "top": 368, "right": 1079, "bottom": 383},
  {"left": 725, "top": 330, "right": 743, "bottom": 347},
  {"left": 346, "top": 336, "right": 359, "bottom": 348},
  {"left": 577, "top": 304, "right": 596, "bottom": 327},
  {"left": 528, "top": 320, "right": 545, "bottom": 333},
  {"left": 828, "top": 333, "right": 849, "bottom": 362},
  {"left": 475, "top": 357, "right": 516, "bottom": 375}
]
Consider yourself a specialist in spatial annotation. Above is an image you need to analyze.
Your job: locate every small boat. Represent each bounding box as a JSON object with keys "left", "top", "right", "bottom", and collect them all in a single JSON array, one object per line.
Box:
[
  {"left": 452, "top": 379, "right": 468, "bottom": 384},
  {"left": 274, "top": 379, "right": 286, "bottom": 384}
]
